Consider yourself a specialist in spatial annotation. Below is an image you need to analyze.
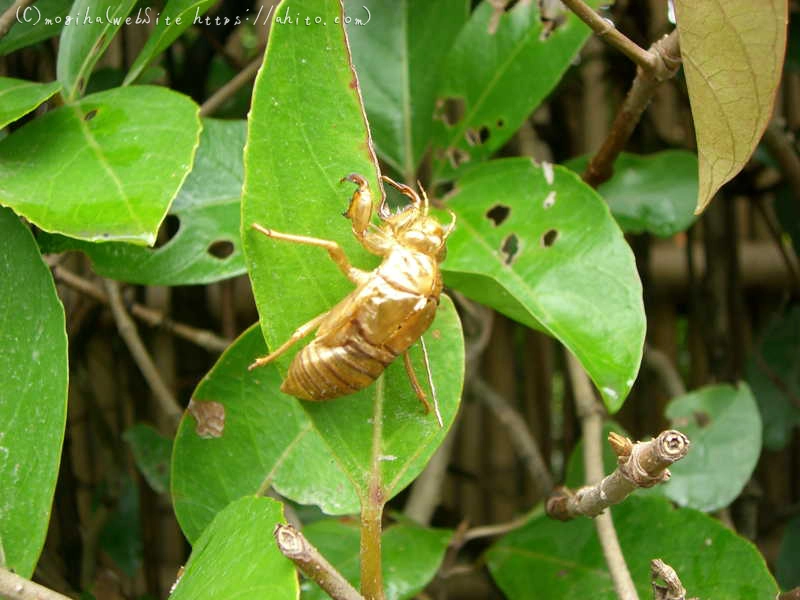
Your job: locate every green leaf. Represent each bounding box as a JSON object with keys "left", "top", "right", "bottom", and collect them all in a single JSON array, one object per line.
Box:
[
  {"left": 0, "top": 86, "right": 201, "bottom": 245},
  {"left": 777, "top": 516, "right": 800, "bottom": 590},
  {"left": 39, "top": 119, "right": 245, "bottom": 285},
  {"left": 170, "top": 497, "right": 298, "bottom": 600},
  {"left": 98, "top": 475, "right": 142, "bottom": 576},
  {"left": 0, "top": 0, "right": 72, "bottom": 56},
  {"left": 123, "top": 0, "right": 217, "bottom": 85},
  {"left": 746, "top": 306, "right": 800, "bottom": 450},
  {"left": 442, "top": 159, "right": 644, "bottom": 411},
  {"left": 431, "top": 0, "right": 597, "bottom": 182},
  {"left": 242, "top": 0, "right": 465, "bottom": 503},
  {"left": 344, "top": 0, "right": 469, "bottom": 179},
  {"left": 653, "top": 383, "right": 761, "bottom": 512},
  {"left": 0, "top": 77, "right": 61, "bottom": 129},
  {"left": 123, "top": 424, "right": 172, "bottom": 494},
  {"left": 56, "top": 0, "right": 137, "bottom": 100},
  {"left": 0, "top": 207, "right": 68, "bottom": 577},
  {"left": 488, "top": 495, "right": 778, "bottom": 600},
  {"left": 674, "top": 0, "right": 788, "bottom": 213},
  {"left": 301, "top": 519, "right": 452, "bottom": 600},
  {"left": 171, "top": 325, "right": 359, "bottom": 544},
  {"left": 565, "top": 151, "right": 699, "bottom": 237}
]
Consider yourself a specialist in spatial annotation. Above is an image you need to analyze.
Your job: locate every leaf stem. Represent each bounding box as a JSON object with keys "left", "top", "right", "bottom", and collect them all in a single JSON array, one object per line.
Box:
[
  {"left": 360, "top": 495, "right": 384, "bottom": 600},
  {"left": 0, "top": 567, "right": 72, "bottom": 600}
]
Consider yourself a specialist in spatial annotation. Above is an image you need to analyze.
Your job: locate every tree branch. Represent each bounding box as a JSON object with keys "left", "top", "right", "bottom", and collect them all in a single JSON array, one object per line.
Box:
[
  {"left": 762, "top": 121, "right": 800, "bottom": 205},
  {"left": 643, "top": 344, "right": 686, "bottom": 398},
  {"left": 0, "top": 0, "right": 34, "bottom": 41},
  {"left": 0, "top": 567, "right": 72, "bottom": 600},
  {"left": 199, "top": 56, "right": 262, "bottom": 117},
  {"left": 274, "top": 524, "right": 363, "bottom": 600}
]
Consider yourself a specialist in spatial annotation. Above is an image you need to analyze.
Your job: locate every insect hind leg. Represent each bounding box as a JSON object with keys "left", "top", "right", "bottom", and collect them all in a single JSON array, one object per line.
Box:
[{"left": 248, "top": 311, "right": 329, "bottom": 371}]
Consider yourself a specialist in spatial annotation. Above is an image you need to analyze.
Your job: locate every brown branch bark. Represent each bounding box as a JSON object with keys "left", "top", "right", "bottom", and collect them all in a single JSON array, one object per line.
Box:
[
  {"left": 199, "top": 56, "right": 262, "bottom": 117},
  {"left": 643, "top": 344, "right": 687, "bottom": 398},
  {"left": 0, "top": 567, "right": 73, "bottom": 600},
  {"left": 762, "top": 121, "right": 800, "bottom": 204},
  {"left": 274, "top": 524, "right": 363, "bottom": 600},
  {"left": 52, "top": 265, "right": 230, "bottom": 353}
]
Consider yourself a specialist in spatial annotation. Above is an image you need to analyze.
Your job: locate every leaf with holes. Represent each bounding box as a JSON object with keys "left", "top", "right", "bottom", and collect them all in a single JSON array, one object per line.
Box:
[
  {"left": 0, "top": 0, "right": 72, "bottom": 56},
  {"left": 302, "top": 519, "right": 452, "bottom": 600},
  {"left": 57, "top": 0, "right": 137, "bottom": 100},
  {"left": 674, "top": 0, "right": 788, "bottom": 213},
  {"left": 242, "top": 0, "right": 465, "bottom": 509},
  {"left": 0, "top": 86, "right": 200, "bottom": 245},
  {"left": 488, "top": 495, "right": 778, "bottom": 599},
  {"left": 170, "top": 497, "right": 298, "bottom": 600},
  {"left": 171, "top": 325, "right": 359, "bottom": 543},
  {"left": 39, "top": 119, "right": 245, "bottom": 285},
  {"left": 0, "top": 77, "right": 61, "bottom": 129},
  {"left": 565, "top": 151, "right": 699, "bottom": 237},
  {"left": 0, "top": 208, "right": 68, "bottom": 577},
  {"left": 442, "top": 158, "right": 644, "bottom": 411},
  {"left": 344, "top": 0, "right": 469, "bottom": 180},
  {"left": 431, "top": 0, "right": 598, "bottom": 182},
  {"left": 123, "top": 0, "right": 218, "bottom": 85}
]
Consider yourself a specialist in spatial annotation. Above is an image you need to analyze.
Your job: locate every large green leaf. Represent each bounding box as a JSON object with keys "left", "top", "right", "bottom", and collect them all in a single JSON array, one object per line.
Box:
[
  {"left": 171, "top": 325, "right": 359, "bottom": 544},
  {"left": 746, "top": 306, "right": 800, "bottom": 450},
  {"left": 56, "top": 0, "right": 137, "bottom": 100},
  {"left": 242, "top": 0, "right": 465, "bottom": 503},
  {"left": 565, "top": 151, "right": 699, "bottom": 237},
  {"left": 0, "top": 86, "right": 201, "bottom": 245},
  {"left": 0, "top": 0, "right": 72, "bottom": 56},
  {"left": 431, "top": 0, "right": 597, "bottom": 182},
  {"left": 123, "top": 0, "right": 218, "bottom": 85},
  {"left": 39, "top": 119, "right": 245, "bottom": 285},
  {"left": 0, "top": 77, "right": 61, "bottom": 129},
  {"left": 344, "top": 0, "right": 469, "bottom": 179},
  {"left": 302, "top": 519, "right": 452, "bottom": 600},
  {"left": 442, "top": 158, "right": 644, "bottom": 411},
  {"left": 0, "top": 207, "right": 68, "bottom": 577},
  {"left": 488, "top": 496, "right": 778, "bottom": 600},
  {"left": 170, "top": 497, "right": 298, "bottom": 600}
]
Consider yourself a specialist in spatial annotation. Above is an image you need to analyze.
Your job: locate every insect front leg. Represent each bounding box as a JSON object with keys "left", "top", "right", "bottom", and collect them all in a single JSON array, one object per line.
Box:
[
  {"left": 251, "top": 223, "right": 368, "bottom": 285},
  {"left": 248, "top": 310, "right": 329, "bottom": 371},
  {"left": 340, "top": 173, "right": 375, "bottom": 237}
]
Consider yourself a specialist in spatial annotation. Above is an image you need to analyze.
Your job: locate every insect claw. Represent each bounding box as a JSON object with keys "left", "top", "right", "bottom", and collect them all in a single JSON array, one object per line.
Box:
[{"left": 341, "top": 173, "right": 367, "bottom": 187}]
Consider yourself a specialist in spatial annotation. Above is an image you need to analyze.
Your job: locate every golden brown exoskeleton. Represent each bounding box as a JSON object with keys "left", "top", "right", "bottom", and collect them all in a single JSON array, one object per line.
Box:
[{"left": 248, "top": 174, "right": 456, "bottom": 425}]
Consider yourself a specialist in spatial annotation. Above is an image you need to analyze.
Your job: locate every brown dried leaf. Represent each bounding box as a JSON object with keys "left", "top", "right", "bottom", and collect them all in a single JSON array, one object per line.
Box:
[
  {"left": 674, "top": 0, "right": 788, "bottom": 213},
  {"left": 187, "top": 399, "right": 225, "bottom": 439}
]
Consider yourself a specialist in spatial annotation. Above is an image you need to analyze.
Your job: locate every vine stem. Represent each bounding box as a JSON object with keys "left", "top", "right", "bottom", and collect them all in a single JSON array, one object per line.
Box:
[
  {"left": 0, "top": 567, "right": 72, "bottom": 600},
  {"left": 360, "top": 497, "right": 384, "bottom": 600}
]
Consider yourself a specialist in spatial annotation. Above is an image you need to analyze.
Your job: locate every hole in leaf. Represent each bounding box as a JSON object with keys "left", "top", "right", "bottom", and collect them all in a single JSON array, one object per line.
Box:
[
  {"left": 541, "top": 229, "right": 558, "bottom": 247},
  {"left": 486, "top": 204, "right": 510, "bottom": 226},
  {"left": 208, "top": 240, "right": 234, "bottom": 259},
  {"left": 500, "top": 233, "right": 519, "bottom": 265},
  {"left": 446, "top": 147, "right": 471, "bottom": 169},
  {"left": 84, "top": 109, "right": 98, "bottom": 121},
  {"left": 465, "top": 126, "right": 491, "bottom": 146},
  {"left": 543, "top": 191, "right": 556, "bottom": 209},
  {"left": 496, "top": 118, "right": 505, "bottom": 128},
  {"left": 435, "top": 97, "right": 466, "bottom": 127},
  {"left": 153, "top": 214, "right": 180, "bottom": 249}
]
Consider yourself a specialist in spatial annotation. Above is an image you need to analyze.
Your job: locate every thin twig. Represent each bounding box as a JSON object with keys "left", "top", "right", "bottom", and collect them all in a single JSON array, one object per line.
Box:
[
  {"left": 0, "top": 567, "right": 73, "bottom": 600},
  {"left": 583, "top": 30, "right": 681, "bottom": 187},
  {"left": 564, "top": 353, "right": 639, "bottom": 600},
  {"left": 643, "top": 344, "right": 686, "bottom": 398},
  {"left": 104, "top": 280, "right": 183, "bottom": 427},
  {"left": 753, "top": 196, "right": 800, "bottom": 293},
  {"left": 762, "top": 121, "right": 800, "bottom": 204},
  {"left": 462, "top": 513, "right": 531, "bottom": 543},
  {"left": 274, "top": 524, "right": 363, "bottom": 600},
  {"left": 473, "top": 377, "right": 554, "bottom": 497},
  {"left": 547, "top": 429, "right": 690, "bottom": 520},
  {"left": 199, "top": 56, "right": 263, "bottom": 117},
  {"left": 52, "top": 265, "right": 230, "bottom": 353},
  {"left": 0, "top": 0, "right": 34, "bottom": 40},
  {"left": 561, "top": 0, "right": 656, "bottom": 71}
]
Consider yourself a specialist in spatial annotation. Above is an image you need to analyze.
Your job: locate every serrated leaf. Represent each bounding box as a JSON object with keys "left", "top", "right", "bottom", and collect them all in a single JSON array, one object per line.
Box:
[
  {"left": 38, "top": 119, "right": 245, "bottom": 285},
  {"left": 0, "top": 86, "right": 201, "bottom": 245},
  {"left": 124, "top": 424, "right": 172, "bottom": 494},
  {"left": 565, "top": 151, "right": 699, "bottom": 237},
  {"left": 674, "top": 0, "right": 788, "bottom": 213},
  {"left": 0, "top": 77, "right": 61, "bottom": 129},
  {"left": 123, "top": 0, "right": 217, "bottom": 85},
  {"left": 431, "top": 0, "right": 598, "bottom": 182},
  {"left": 170, "top": 497, "right": 298, "bottom": 600},
  {"left": 0, "top": 207, "right": 68, "bottom": 577},
  {"left": 0, "top": 0, "right": 72, "bottom": 56},
  {"left": 344, "top": 0, "right": 469, "bottom": 179},
  {"left": 442, "top": 158, "right": 644, "bottom": 411},
  {"left": 57, "top": 0, "right": 137, "bottom": 100},
  {"left": 301, "top": 519, "right": 452, "bottom": 600},
  {"left": 242, "top": 0, "right": 465, "bottom": 505},
  {"left": 488, "top": 495, "right": 778, "bottom": 599},
  {"left": 171, "top": 325, "right": 359, "bottom": 543}
]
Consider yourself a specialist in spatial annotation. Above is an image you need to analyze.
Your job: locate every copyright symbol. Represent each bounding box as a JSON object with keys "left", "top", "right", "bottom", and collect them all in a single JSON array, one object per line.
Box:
[{"left": 17, "top": 5, "right": 40, "bottom": 25}]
